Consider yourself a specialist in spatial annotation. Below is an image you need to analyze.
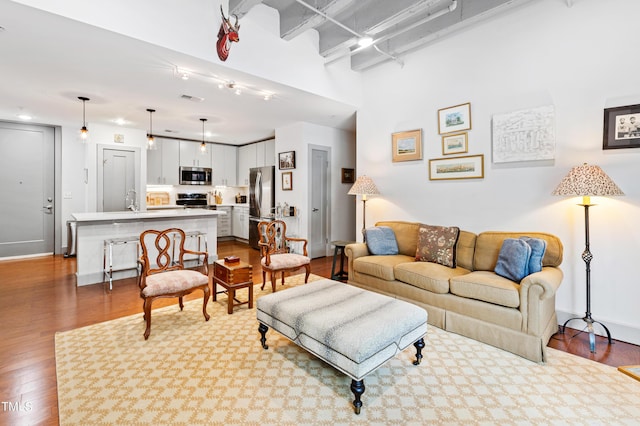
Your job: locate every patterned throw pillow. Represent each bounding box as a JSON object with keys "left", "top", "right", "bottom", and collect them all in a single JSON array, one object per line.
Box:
[{"left": 415, "top": 224, "right": 460, "bottom": 268}]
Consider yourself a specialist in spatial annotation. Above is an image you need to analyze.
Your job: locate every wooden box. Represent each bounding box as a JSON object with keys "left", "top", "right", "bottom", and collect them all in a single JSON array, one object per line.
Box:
[{"left": 214, "top": 260, "right": 252, "bottom": 285}]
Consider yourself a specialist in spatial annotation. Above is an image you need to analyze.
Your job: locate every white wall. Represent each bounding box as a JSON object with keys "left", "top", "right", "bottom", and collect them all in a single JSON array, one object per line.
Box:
[
  {"left": 357, "top": 0, "right": 640, "bottom": 344},
  {"left": 275, "top": 122, "right": 356, "bottom": 250}
]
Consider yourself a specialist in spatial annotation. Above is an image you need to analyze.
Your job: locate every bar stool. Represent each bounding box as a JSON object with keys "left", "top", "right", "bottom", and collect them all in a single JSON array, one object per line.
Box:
[
  {"left": 172, "top": 231, "right": 208, "bottom": 266},
  {"left": 103, "top": 235, "right": 141, "bottom": 291},
  {"left": 331, "top": 240, "right": 355, "bottom": 281}
]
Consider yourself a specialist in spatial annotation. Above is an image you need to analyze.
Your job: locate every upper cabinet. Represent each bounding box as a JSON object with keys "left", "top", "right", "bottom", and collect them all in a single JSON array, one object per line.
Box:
[
  {"left": 237, "top": 139, "right": 275, "bottom": 186},
  {"left": 212, "top": 144, "right": 237, "bottom": 186},
  {"left": 179, "top": 141, "right": 212, "bottom": 168},
  {"left": 147, "top": 138, "right": 179, "bottom": 185}
]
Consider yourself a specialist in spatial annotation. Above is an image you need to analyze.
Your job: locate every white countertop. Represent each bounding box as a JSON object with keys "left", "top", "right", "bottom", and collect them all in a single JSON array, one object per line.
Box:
[{"left": 72, "top": 209, "right": 226, "bottom": 222}]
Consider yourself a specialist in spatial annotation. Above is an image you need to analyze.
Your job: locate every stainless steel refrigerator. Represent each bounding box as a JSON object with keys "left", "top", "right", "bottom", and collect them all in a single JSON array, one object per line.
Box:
[{"left": 249, "top": 166, "right": 275, "bottom": 249}]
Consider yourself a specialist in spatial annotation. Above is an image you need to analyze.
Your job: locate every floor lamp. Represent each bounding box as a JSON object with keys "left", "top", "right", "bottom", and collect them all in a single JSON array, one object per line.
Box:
[
  {"left": 552, "top": 163, "right": 624, "bottom": 353},
  {"left": 348, "top": 175, "right": 380, "bottom": 242}
]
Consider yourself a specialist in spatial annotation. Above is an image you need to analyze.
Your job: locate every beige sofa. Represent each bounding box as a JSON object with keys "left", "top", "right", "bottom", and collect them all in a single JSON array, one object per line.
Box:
[{"left": 345, "top": 221, "right": 564, "bottom": 363}]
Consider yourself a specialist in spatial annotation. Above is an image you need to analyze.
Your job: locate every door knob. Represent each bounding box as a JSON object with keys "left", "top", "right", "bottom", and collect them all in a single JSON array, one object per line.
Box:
[
  {"left": 44, "top": 205, "right": 53, "bottom": 213},
  {"left": 312, "top": 208, "right": 319, "bottom": 212}
]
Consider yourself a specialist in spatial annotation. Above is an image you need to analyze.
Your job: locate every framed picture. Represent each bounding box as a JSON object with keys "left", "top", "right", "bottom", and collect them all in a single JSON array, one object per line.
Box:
[
  {"left": 341, "top": 168, "right": 354, "bottom": 183},
  {"left": 429, "top": 154, "right": 484, "bottom": 180},
  {"left": 392, "top": 129, "right": 423, "bottom": 162},
  {"left": 603, "top": 104, "right": 640, "bottom": 150},
  {"left": 492, "top": 105, "right": 555, "bottom": 163},
  {"left": 279, "top": 151, "right": 296, "bottom": 169},
  {"left": 282, "top": 172, "right": 292, "bottom": 190},
  {"left": 442, "top": 132, "right": 468, "bottom": 155},
  {"left": 438, "top": 102, "right": 472, "bottom": 135}
]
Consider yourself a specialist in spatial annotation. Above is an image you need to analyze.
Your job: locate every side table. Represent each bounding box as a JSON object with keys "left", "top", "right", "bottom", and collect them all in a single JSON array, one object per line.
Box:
[
  {"left": 331, "top": 240, "right": 355, "bottom": 281},
  {"left": 213, "top": 259, "right": 253, "bottom": 314}
]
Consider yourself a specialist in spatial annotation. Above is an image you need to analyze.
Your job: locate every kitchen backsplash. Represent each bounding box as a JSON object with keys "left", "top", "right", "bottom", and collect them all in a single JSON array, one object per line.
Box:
[{"left": 146, "top": 185, "right": 248, "bottom": 206}]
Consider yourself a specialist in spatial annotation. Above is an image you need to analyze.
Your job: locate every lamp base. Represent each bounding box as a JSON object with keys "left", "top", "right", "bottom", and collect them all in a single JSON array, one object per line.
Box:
[{"left": 561, "top": 315, "right": 612, "bottom": 353}]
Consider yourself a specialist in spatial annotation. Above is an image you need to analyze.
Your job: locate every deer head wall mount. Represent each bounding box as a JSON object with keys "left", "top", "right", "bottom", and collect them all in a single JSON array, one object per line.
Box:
[{"left": 216, "top": 5, "right": 240, "bottom": 61}]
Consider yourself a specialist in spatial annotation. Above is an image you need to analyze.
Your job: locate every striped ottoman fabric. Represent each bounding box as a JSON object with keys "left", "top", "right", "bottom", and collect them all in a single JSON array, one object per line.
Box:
[{"left": 257, "top": 279, "right": 428, "bottom": 414}]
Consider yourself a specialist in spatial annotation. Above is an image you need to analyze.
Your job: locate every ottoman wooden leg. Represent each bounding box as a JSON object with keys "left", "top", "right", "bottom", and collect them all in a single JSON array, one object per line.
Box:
[
  {"left": 413, "top": 338, "right": 425, "bottom": 365},
  {"left": 258, "top": 323, "right": 269, "bottom": 349},
  {"left": 350, "top": 379, "right": 365, "bottom": 415}
]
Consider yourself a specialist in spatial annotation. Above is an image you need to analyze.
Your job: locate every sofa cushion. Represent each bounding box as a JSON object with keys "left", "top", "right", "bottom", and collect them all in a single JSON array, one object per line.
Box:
[
  {"left": 520, "top": 236, "right": 547, "bottom": 275},
  {"left": 494, "top": 238, "right": 532, "bottom": 282},
  {"left": 450, "top": 271, "right": 521, "bottom": 308},
  {"left": 364, "top": 226, "right": 399, "bottom": 255},
  {"left": 353, "top": 255, "right": 415, "bottom": 281},
  {"left": 415, "top": 224, "right": 460, "bottom": 268},
  {"left": 394, "top": 262, "right": 470, "bottom": 294}
]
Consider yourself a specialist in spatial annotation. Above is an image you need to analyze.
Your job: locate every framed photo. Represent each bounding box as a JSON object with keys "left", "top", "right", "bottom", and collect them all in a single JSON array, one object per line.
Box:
[
  {"left": 618, "top": 365, "right": 640, "bottom": 382},
  {"left": 603, "top": 104, "right": 640, "bottom": 150},
  {"left": 279, "top": 151, "right": 296, "bottom": 169},
  {"left": 281, "top": 172, "right": 292, "bottom": 190},
  {"left": 438, "top": 102, "right": 472, "bottom": 135},
  {"left": 341, "top": 168, "right": 354, "bottom": 183},
  {"left": 392, "top": 129, "right": 423, "bottom": 162},
  {"left": 429, "top": 154, "right": 484, "bottom": 180},
  {"left": 442, "top": 132, "right": 468, "bottom": 155}
]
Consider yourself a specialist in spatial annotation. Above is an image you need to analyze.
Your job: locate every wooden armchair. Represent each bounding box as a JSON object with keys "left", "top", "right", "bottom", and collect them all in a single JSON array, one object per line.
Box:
[
  {"left": 257, "top": 220, "right": 310, "bottom": 292},
  {"left": 138, "top": 228, "right": 211, "bottom": 339}
]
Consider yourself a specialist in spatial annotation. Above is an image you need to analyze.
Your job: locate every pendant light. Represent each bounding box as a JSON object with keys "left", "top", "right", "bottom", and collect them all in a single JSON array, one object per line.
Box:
[
  {"left": 78, "top": 96, "right": 90, "bottom": 141},
  {"left": 146, "top": 108, "right": 157, "bottom": 150},
  {"left": 199, "top": 118, "right": 208, "bottom": 154}
]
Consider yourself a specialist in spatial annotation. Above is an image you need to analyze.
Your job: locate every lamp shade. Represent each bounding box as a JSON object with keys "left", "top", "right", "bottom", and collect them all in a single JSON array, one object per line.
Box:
[
  {"left": 348, "top": 175, "right": 380, "bottom": 196},
  {"left": 552, "top": 163, "right": 624, "bottom": 200}
]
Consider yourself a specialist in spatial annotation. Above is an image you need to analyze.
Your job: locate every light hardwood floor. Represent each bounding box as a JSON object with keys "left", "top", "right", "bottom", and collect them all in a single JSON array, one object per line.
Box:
[{"left": 0, "top": 240, "right": 638, "bottom": 425}]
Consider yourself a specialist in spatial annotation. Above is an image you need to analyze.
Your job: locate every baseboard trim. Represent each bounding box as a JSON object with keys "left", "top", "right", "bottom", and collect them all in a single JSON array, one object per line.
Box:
[{"left": 557, "top": 310, "right": 640, "bottom": 346}]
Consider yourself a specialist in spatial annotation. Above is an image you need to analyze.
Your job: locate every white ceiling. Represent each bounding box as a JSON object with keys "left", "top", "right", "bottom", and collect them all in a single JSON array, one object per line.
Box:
[{"left": 0, "top": 1, "right": 358, "bottom": 145}]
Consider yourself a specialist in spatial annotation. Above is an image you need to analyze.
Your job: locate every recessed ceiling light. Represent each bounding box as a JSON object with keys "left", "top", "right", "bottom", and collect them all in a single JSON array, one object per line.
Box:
[
  {"left": 17, "top": 113, "right": 32, "bottom": 120},
  {"left": 114, "top": 118, "right": 127, "bottom": 126}
]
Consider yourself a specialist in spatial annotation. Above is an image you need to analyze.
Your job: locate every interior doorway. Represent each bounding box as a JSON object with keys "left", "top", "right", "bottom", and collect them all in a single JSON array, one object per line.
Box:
[
  {"left": 97, "top": 145, "right": 141, "bottom": 212},
  {"left": 308, "top": 146, "right": 330, "bottom": 258},
  {"left": 0, "top": 121, "right": 55, "bottom": 257}
]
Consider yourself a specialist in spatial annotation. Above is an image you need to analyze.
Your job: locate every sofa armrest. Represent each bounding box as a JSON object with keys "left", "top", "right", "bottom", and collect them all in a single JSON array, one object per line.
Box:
[
  {"left": 345, "top": 243, "right": 369, "bottom": 280},
  {"left": 520, "top": 267, "right": 563, "bottom": 300}
]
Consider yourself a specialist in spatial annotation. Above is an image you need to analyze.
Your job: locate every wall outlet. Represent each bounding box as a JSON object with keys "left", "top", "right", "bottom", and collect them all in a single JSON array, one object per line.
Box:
[{"left": 63, "top": 192, "right": 72, "bottom": 199}]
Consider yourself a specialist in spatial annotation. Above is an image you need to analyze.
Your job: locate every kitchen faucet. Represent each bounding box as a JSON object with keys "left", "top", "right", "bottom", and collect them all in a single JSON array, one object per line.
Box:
[{"left": 126, "top": 189, "right": 138, "bottom": 211}]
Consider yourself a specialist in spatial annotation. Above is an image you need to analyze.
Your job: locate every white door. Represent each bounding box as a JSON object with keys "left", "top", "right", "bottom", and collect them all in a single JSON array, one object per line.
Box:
[
  {"left": 0, "top": 122, "right": 55, "bottom": 257},
  {"left": 308, "top": 147, "right": 329, "bottom": 258},
  {"left": 102, "top": 148, "right": 136, "bottom": 212}
]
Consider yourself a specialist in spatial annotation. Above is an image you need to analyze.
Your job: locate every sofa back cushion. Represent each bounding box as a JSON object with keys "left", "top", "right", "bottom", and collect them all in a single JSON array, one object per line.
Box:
[
  {"left": 473, "top": 231, "right": 563, "bottom": 271},
  {"left": 375, "top": 221, "right": 421, "bottom": 257},
  {"left": 375, "top": 221, "right": 477, "bottom": 270}
]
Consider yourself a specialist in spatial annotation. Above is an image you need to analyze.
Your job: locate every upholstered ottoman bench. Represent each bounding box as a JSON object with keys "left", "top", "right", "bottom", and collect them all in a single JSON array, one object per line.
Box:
[{"left": 256, "top": 279, "right": 428, "bottom": 414}]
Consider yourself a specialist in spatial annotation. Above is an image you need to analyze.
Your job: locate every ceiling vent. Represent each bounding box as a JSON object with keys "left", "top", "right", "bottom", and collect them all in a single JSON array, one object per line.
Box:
[{"left": 180, "top": 94, "right": 204, "bottom": 102}]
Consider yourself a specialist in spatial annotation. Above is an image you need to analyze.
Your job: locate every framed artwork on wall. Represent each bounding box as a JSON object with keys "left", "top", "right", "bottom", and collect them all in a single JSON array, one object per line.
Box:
[
  {"left": 492, "top": 105, "right": 555, "bottom": 163},
  {"left": 392, "top": 129, "right": 422, "bottom": 162},
  {"left": 428, "top": 154, "right": 484, "bottom": 180},
  {"left": 341, "top": 168, "right": 354, "bottom": 183},
  {"left": 438, "top": 102, "right": 471, "bottom": 135},
  {"left": 603, "top": 104, "right": 640, "bottom": 150},
  {"left": 279, "top": 151, "right": 296, "bottom": 169},
  {"left": 282, "top": 172, "right": 292, "bottom": 190},
  {"left": 442, "top": 132, "right": 468, "bottom": 155}
]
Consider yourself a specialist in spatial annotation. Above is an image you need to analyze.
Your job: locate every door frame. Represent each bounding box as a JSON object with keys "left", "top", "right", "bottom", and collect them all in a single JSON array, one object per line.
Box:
[
  {"left": 96, "top": 144, "right": 141, "bottom": 212},
  {"left": 307, "top": 144, "right": 331, "bottom": 258}
]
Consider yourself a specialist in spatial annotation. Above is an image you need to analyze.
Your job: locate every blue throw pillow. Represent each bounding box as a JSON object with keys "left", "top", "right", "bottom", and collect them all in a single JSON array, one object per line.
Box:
[
  {"left": 494, "top": 238, "right": 532, "bottom": 282},
  {"left": 520, "top": 237, "right": 547, "bottom": 275},
  {"left": 364, "top": 226, "right": 399, "bottom": 255}
]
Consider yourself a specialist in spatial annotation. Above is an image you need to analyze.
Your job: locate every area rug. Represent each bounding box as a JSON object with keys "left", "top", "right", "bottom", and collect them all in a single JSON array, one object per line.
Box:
[{"left": 56, "top": 274, "right": 640, "bottom": 425}]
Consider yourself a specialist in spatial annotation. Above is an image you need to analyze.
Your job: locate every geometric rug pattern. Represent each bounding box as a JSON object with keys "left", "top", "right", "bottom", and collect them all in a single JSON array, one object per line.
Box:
[{"left": 55, "top": 274, "right": 640, "bottom": 425}]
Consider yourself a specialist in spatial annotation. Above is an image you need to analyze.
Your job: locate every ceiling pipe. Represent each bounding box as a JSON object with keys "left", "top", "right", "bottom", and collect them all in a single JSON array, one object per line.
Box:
[
  {"left": 293, "top": 0, "right": 402, "bottom": 64},
  {"left": 325, "top": 0, "right": 458, "bottom": 66}
]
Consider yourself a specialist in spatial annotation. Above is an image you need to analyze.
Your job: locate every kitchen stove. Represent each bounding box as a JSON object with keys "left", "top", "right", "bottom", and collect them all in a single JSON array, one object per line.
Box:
[{"left": 176, "top": 193, "right": 209, "bottom": 207}]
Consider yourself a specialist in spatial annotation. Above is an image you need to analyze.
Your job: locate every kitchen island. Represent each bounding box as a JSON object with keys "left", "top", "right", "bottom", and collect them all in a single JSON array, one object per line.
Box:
[{"left": 72, "top": 209, "right": 226, "bottom": 286}]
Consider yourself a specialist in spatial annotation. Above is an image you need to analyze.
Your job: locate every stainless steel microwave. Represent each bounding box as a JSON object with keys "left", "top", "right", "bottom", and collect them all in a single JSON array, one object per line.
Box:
[{"left": 179, "top": 166, "right": 212, "bottom": 185}]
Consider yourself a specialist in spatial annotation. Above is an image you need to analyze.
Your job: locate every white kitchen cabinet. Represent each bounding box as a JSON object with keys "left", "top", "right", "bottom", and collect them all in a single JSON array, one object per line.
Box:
[
  {"left": 212, "top": 144, "right": 237, "bottom": 186},
  {"left": 263, "top": 139, "right": 275, "bottom": 167},
  {"left": 179, "top": 141, "right": 212, "bottom": 168},
  {"left": 237, "top": 144, "right": 256, "bottom": 186},
  {"left": 232, "top": 206, "right": 249, "bottom": 240},
  {"left": 217, "top": 206, "right": 232, "bottom": 237},
  {"left": 147, "top": 138, "right": 179, "bottom": 185}
]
